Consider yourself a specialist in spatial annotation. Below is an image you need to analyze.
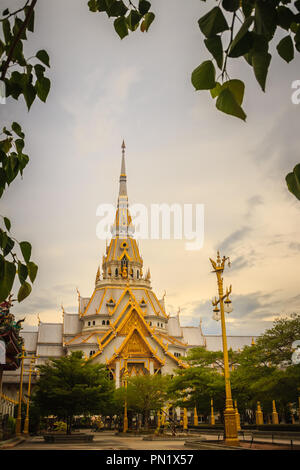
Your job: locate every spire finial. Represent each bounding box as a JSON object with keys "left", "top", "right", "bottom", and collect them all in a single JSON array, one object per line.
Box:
[{"left": 119, "top": 139, "right": 127, "bottom": 190}]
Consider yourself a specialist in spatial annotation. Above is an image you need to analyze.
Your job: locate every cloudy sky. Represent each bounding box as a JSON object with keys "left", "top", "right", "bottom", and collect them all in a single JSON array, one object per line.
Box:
[{"left": 2, "top": 0, "right": 300, "bottom": 336}]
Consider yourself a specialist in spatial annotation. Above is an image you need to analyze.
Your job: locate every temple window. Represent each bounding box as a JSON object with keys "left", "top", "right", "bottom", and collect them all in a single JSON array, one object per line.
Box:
[
  {"left": 102, "top": 320, "right": 105, "bottom": 325},
  {"left": 115, "top": 268, "right": 118, "bottom": 277},
  {"left": 137, "top": 270, "right": 139, "bottom": 279},
  {"left": 106, "top": 320, "right": 109, "bottom": 325},
  {"left": 88, "top": 321, "right": 91, "bottom": 326},
  {"left": 93, "top": 321, "right": 95, "bottom": 326}
]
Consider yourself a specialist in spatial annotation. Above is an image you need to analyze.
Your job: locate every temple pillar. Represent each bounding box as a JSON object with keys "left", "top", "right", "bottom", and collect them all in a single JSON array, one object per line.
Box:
[{"left": 149, "top": 360, "right": 154, "bottom": 375}]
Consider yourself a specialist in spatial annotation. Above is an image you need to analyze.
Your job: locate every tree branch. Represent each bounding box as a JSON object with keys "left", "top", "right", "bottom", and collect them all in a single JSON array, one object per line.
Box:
[
  {"left": 0, "top": 0, "right": 37, "bottom": 81},
  {"left": 0, "top": 1, "right": 30, "bottom": 22}
]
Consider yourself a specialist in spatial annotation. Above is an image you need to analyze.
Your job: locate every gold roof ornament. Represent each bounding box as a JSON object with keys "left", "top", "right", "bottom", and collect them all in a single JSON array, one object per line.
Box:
[
  {"left": 95, "top": 266, "right": 100, "bottom": 283},
  {"left": 251, "top": 337, "right": 255, "bottom": 346},
  {"left": 76, "top": 287, "right": 80, "bottom": 300}
]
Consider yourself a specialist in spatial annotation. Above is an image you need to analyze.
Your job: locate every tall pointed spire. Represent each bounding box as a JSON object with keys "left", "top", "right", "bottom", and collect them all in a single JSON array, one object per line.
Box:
[
  {"left": 119, "top": 140, "right": 127, "bottom": 198},
  {"left": 111, "top": 140, "right": 134, "bottom": 239}
]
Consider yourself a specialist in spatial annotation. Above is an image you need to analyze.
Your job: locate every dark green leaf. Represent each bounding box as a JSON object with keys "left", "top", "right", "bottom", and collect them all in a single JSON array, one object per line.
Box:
[
  {"left": 0, "top": 39, "right": 5, "bottom": 57},
  {"left": 12, "top": 122, "right": 25, "bottom": 138},
  {"left": 36, "top": 76, "right": 51, "bottom": 102},
  {"left": 198, "top": 7, "right": 229, "bottom": 38},
  {"left": 114, "top": 16, "right": 128, "bottom": 39},
  {"left": 286, "top": 164, "right": 300, "bottom": 200},
  {"left": 36, "top": 49, "right": 50, "bottom": 67},
  {"left": 20, "top": 241, "right": 32, "bottom": 263},
  {"left": 216, "top": 88, "right": 246, "bottom": 121},
  {"left": 34, "top": 64, "right": 46, "bottom": 80},
  {"left": 0, "top": 259, "right": 16, "bottom": 303},
  {"left": 141, "top": 12, "right": 155, "bottom": 32},
  {"left": 107, "top": 1, "right": 128, "bottom": 17},
  {"left": 87, "top": 0, "right": 99, "bottom": 12},
  {"left": 3, "top": 217, "right": 11, "bottom": 231},
  {"left": 2, "top": 19, "right": 11, "bottom": 43},
  {"left": 23, "top": 82, "right": 36, "bottom": 110},
  {"left": 191, "top": 60, "right": 216, "bottom": 90},
  {"left": 204, "top": 35, "right": 223, "bottom": 69},
  {"left": 221, "top": 79, "right": 245, "bottom": 106},
  {"left": 139, "top": 0, "right": 151, "bottom": 15},
  {"left": 277, "top": 35, "right": 294, "bottom": 63},
  {"left": 2, "top": 234, "right": 14, "bottom": 257},
  {"left": 210, "top": 82, "right": 222, "bottom": 99},
  {"left": 24, "top": 5, "right": 35, "bottom": 32},
  {"left": 15, "top": 139, "right": 24, "bottom": 154},
  {"left": 13, "top": 17, "right": 27, "bottom": 40},
  {"left": 18, "top": 261, "right": 28, "bottom": 284},
  {"left": 277, "top": 6, "right": 295, "bottom": 31},
  {"left": 97, "top": 0, "right": 107, "bottom": 12},
  {"left": 126, "top": 10, "right": 142, "bottom": 31},
  {"left": 27, "top": 261, "right": 38, "bottom": 283},
  {"left": 222, "top": 0, "right": 239, "bottom": 12},
  {"left": 228, "top": 16, "right": 254, "bottom": 58},
  {"left": 252, "top": 51, "right": 271, "bottom": 92},
  {"left": 254, "top": 0, "right": 277, "bottom": 40},
  {"left": 17, "top": 281, "right": 32, "bottom": 302}
]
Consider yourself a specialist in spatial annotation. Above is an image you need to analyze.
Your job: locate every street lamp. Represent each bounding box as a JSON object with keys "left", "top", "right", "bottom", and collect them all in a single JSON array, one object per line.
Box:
[
  {"left": 23, "top": 355, "right": 39, "bottom": 435},
  {"left": 210, "top": 251, "right": 239, "bottom": 446},
  {"left": 16, "top": 345, "right": 26, "bottom": 436},
  {"left": 123, "top": 359, "right": 129, "bottom": 433}
]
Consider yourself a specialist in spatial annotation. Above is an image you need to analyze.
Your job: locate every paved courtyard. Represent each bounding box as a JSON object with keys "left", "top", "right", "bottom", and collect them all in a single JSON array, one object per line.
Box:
[
  {"left": 4, "top": 430, "right": 300, "bottom": 451},
  {"left": 5, "top": 431, "right": 196, "bottom": 451}
]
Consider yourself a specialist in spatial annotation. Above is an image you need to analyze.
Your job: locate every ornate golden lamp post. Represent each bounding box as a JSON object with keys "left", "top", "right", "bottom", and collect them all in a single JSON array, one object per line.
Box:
[
  {"left": 194, "top": 406, "right": 198, "bottom": 426},
  {"left": 16, "top": 345, "right": 26, "bottom": 436},
  {"left": 123, "top": 360, "right": 129, "bottom": 433},
  {"left": 183, "top": 407, "right": 188, "bottom": 431},
  {"left": 210, "top": 398, "right": 215, "bottom": 425},
  {"left": 210, "top": 251, "right": 239, "bottom": 446},
  {"left": 23, "top": 356, "right": 38, "bottom": 436}
]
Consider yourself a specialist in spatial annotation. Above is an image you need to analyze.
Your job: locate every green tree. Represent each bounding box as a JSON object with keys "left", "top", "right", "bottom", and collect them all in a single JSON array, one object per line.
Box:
[
  {"left": 32, "top": 351, "right": 115, "bottom": 434},
  {"left": 120, "top": 374, "right": 170, "bottom": 430},
  {"left": 230, "top": 315, "right": 300, "bottom": 421},
  {"left": 167, "top": 364, "right": 225, "bottom": 422},
  {"left": 255, "top": 313, "right": 300, "bottom": 365}
]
